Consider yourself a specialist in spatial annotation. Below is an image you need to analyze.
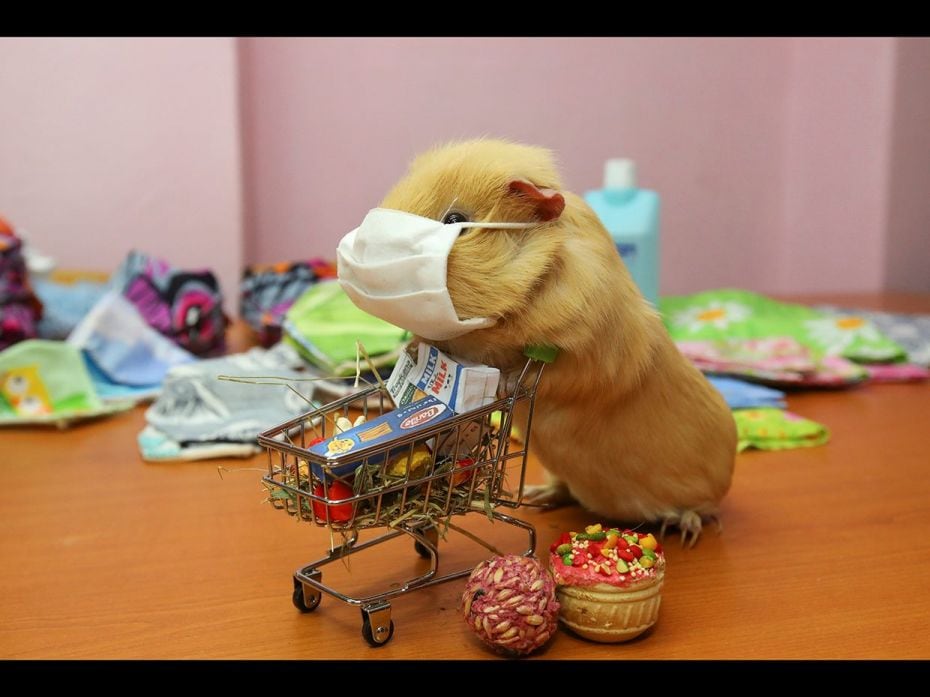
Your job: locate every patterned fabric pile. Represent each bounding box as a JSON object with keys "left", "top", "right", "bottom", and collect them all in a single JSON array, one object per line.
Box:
[{"left": 660, "top": 289, "right": 929, "bottom": 451}]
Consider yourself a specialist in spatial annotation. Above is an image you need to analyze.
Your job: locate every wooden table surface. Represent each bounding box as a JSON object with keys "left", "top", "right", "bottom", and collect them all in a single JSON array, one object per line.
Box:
[{"left": 2, "top": 293, "right": 929, "bottom": 660}]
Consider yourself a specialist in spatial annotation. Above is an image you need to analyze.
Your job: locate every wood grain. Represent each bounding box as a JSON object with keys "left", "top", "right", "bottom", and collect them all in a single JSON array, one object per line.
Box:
[{"left": 2, "top": 294, "right": 929, "bottom": 659}]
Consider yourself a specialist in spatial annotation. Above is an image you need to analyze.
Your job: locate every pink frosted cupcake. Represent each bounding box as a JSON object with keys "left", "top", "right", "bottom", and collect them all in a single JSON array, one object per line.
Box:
[{"left": 549, "top": 524, "right": 666, "bottom": 643}]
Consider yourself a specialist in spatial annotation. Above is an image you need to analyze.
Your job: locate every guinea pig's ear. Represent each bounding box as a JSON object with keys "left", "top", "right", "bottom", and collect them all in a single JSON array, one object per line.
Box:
[{"left": 508, "top": 180, "right": 565, "bottom": 222}]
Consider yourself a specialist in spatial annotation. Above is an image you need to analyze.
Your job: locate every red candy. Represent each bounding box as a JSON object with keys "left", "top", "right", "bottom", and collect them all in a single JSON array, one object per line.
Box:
[
  {"left": 617, "top": 549, "right": 635, "bottom": 562},
  {"left": 550, "top": 532, "right": 572, "bottom": 553},
  {"left": 452, "top": 457, "right": 477, "bottom": 487},
  {"left": 311, "top": 480, "right": 355, "bottom": 523},
  {"left": 629, "top": 545, "right": 643, "bottom": 559}
]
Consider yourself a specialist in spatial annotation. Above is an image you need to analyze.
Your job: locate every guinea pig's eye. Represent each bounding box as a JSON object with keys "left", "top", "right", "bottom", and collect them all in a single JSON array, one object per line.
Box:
[{"left": 442, "top": 211, "right": 469, "bottom": 225}]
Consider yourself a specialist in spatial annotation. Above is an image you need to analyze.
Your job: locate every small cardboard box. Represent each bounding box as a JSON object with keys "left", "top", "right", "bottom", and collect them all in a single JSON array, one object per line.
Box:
[{"left": 309, "top": 395, "right": 453, "bottom": 479}]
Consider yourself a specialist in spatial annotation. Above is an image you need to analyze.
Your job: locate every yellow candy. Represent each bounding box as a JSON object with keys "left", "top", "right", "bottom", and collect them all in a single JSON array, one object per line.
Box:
[
  {"left": 602, "top": 533, "right": 619, "bottom": 550},
  {"left": 386, "top": 446, "right": 432, "bottom": 478},
  {"left": 585, "top": 523, "right": 603, "bottom": 535},
  {"left": 640, "top": 556, "right": 655, "bottom": 569},
  {"left": 640, "top": 533, "right": 658, "bottom": 551}
]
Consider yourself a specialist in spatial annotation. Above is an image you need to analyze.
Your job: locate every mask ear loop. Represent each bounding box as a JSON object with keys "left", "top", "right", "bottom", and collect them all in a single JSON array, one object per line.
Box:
[
  {"left": 438, "top": 197, "right": 539, "bottom": 230},
  {"left": 438, "top": 197, "right": 462, "bottom": 223}
]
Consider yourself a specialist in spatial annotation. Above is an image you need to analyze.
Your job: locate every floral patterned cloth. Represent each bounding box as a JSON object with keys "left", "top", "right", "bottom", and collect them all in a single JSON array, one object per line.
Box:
[
  {"left": 677, "top": 337, "right": 868, "bottom": 387},
  {"left": 733, "top": 408, "right": 830, "bottom": 452},
  {"left": 814, "top": 305, "right": 930, "bottom": 367},
  {"left": 661, "top": 289, "right": 905, "bottom": 364},
  {"left": 863, "top": 363, "right": 930, "bottom": 383}
]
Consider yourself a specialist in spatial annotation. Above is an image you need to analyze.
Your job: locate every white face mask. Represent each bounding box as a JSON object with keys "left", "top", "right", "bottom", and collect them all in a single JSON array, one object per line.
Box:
[{"left": 337, "top": 208, "right": 537, "bottom": 341}]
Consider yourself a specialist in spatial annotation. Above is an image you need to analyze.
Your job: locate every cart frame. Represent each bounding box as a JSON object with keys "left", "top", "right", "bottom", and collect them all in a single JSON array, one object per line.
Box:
[{"left": 257, "top": 357, "right": 544, "bottom": 646}]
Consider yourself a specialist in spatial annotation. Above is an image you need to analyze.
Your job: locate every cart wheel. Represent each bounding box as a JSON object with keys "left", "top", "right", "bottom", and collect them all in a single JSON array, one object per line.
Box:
[
  {"left": 413, "top": 526, "right": 439, "bottom": 559},
  {"left": 292, "top": 583, "right": 321, "bottom": 613},
  {"left": 361, "top": 617, "right": 395, "bottom": 647},
  {"left": 361, "top": 602, "right": 393, "bottom": 647}
]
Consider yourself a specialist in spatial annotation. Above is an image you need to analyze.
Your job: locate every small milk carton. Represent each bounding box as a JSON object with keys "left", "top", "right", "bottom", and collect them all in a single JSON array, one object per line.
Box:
[{"left": 388, "top": 344, "right": 500, "bottom": 412}]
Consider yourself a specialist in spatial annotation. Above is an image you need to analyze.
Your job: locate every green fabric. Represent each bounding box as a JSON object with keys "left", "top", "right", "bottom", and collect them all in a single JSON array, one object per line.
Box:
[
  {"left": 282, "top": 281, "right": 410, "bottom": 376},
  {"left": 0, "top": 339, "right": 133, "bottom": 426},
  {"left": 660, "top": 289, "right": 905, "bottom": 363},
  {"left": 733, "top": 408, "right": 830, "bottom": 452}
]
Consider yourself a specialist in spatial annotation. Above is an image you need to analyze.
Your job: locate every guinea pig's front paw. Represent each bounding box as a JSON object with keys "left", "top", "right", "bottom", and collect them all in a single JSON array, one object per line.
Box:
[
  {"left": 659, "top": 509, "right": 706, "bottom": 548},
  {"left": 522, "top": 482, "right": 575, "bottom": 509}
]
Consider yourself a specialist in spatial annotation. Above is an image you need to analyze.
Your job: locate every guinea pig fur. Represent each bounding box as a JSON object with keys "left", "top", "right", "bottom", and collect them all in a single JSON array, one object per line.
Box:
[{"left": 378, "top": 138, "right": 737, "bottom": 545}]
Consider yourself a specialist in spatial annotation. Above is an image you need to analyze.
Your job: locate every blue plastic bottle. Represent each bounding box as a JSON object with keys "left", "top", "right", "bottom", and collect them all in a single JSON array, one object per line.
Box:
[{"left": 584, "top": 159, "right": 661, "bottom": 306}]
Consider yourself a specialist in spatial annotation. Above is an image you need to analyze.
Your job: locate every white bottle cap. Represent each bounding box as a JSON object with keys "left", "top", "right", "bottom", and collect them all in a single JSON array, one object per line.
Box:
[
  {"left": 17, "top": 228, "right": 57, "bottom": 275},
  {"left": 604, "top": 158, "right": 637, "bottom": 189}
]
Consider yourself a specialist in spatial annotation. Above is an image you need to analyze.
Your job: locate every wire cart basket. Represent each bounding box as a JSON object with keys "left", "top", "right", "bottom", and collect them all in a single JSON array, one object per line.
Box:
[{"left": 257, "top": 357, "right": 545, "bottom": 647}]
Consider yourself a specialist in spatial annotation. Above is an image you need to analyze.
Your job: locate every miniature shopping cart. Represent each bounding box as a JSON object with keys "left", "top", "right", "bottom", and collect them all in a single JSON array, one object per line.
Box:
[{"left": 257, "top": 357, "right": 545, "bottom": 647}]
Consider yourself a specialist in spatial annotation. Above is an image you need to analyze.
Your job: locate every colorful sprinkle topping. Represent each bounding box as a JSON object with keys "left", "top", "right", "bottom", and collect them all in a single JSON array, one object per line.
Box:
[{"left": 549, "top": 524, "right": 665, "bottom": 585}]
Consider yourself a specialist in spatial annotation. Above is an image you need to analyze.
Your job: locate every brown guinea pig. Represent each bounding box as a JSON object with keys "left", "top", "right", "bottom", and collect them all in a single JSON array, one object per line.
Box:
[{"left": 377, "top": 138, "right": 737, "bottom": 545}]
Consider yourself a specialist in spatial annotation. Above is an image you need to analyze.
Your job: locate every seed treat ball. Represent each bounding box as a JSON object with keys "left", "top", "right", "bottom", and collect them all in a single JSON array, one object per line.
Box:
[{"left": 461, "top": 554, "right": 560, "bottom": 656}]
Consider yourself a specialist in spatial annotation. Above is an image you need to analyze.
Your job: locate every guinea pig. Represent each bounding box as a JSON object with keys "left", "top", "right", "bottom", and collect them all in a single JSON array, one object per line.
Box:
[{"left": 366, "top": 138, "right": 737, "bottom": 545}]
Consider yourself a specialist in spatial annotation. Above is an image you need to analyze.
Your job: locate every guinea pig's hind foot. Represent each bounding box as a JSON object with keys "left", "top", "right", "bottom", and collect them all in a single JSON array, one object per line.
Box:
[
  {"left": 522, "top": 482, "right": 575, "bottom": 510},
  {"left": 659, "top": 510, "right": 704, "bottom": 548}
]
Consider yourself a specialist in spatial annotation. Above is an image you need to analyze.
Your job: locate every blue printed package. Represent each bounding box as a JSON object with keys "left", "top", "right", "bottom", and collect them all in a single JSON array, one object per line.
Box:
[{"left": 309, "top": 395, "right": 454, "bottom": 479}]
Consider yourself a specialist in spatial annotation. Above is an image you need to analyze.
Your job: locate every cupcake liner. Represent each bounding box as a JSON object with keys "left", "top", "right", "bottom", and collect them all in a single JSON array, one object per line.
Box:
[{"left": 556, "top": 573, "right": 664, "bottom": 643}]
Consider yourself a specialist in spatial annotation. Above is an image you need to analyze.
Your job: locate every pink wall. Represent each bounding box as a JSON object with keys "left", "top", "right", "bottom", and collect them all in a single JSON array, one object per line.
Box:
[
  {"left": 0, "top": 38, "right": 244, "bottom": 300},
  {"left": 239, "top": 37, "right": 793, "bottom": 294},
  {"left": 776, "top": 38, "right": 896, "bottom": 295},
  {"left": 2, "top": 38, "right": 927, "bottom": 307},
  {"left": 884, "top": 38, "right": 930, "bottom": 293}
]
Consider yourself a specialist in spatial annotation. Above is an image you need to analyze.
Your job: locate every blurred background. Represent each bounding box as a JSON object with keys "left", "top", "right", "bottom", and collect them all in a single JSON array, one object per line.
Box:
[{"left": 1, "top": 37, "right": 928, "bottom": 305}]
